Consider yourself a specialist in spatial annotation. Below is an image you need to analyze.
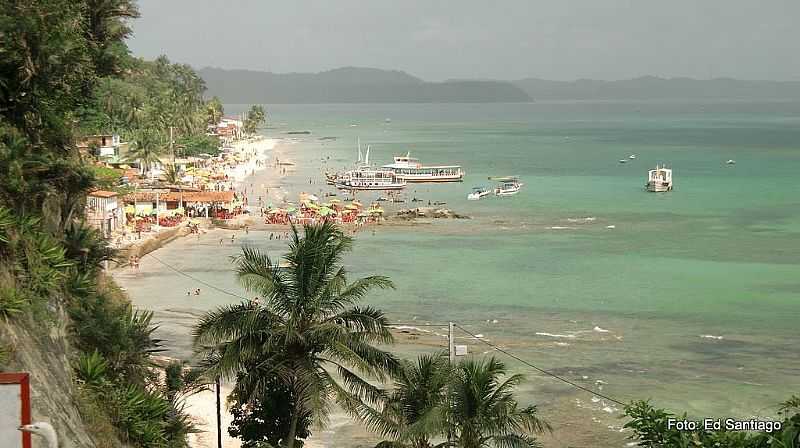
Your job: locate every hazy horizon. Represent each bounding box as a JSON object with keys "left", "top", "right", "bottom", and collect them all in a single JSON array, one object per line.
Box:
[{"left": 129, "top": 0, "right": 800, "bottom": 83}]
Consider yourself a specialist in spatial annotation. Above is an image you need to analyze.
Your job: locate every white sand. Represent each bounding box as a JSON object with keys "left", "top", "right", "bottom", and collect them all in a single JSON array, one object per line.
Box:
[{"left": 185, "top": 384, "right": 241, "bottom": 448}]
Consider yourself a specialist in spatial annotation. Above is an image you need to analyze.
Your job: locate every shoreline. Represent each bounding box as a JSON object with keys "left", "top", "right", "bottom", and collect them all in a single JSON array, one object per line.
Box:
[{"left": 111, "top": 133, "right": 632, "bottom": 447}]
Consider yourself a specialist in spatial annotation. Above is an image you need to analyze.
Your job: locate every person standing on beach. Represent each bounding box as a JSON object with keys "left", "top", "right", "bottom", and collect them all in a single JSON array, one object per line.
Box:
[{"left": 219, "top": 238, "right": 224, "bottom": 245}]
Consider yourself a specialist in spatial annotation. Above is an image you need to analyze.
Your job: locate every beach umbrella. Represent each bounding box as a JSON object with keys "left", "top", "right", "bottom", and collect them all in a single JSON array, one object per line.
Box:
[
  {"left": 329, "top": 198, "right": 341, "bottom": 203},
  {"left": 268, "top": 208, "right": 283, "bottom": 214},
  {"left": 345, "top": 204, "right": 359, "bottom": 210},
  {"left": 369, "top": 207, "right": 384, "bottom": 214},
  {"left": 286, "top": 207, "right": 297, "bottom": 213},
  {"left": 352, "top": 201, "right": 363, "bottom": 207},
  {"left": 318, "top": 207, "right": 334, "bottom": 216},
  {"left": 307, "top": 194, "right": 320, "bottom": 202}
]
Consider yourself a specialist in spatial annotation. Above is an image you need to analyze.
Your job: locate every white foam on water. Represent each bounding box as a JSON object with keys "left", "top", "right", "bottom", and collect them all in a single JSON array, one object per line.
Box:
[
  {"left": 567, "top": 217, "right": 597, "bottom": 223},
  {"left": 700, "top": 334, "right": 724, "bottom": 340},
  {"left": 536, "top": 332, "right": 576, "bottom": 339},
  {"left": 548, "top": 226, "right": 574, "bottom": 230},
  {"left": 389, "top": 325, "right": 431, "bottom": 334},
  {"left": 593, "top": 326, "right": 610, "bottom": 333},
  {"left": 606, "top": 225, "right": 616, "bottom": 229}
]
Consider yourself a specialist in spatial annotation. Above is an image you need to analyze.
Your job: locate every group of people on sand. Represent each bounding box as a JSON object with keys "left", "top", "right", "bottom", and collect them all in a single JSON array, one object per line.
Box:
[
  {"left": 269, "top": 232, "right": 290, "bottom": 240},
  {"left": 187, "top": 288, "right": 202, "bottom": 296},
  {"left": 128, "top": 254, "right": 140, "bottom": 270}
]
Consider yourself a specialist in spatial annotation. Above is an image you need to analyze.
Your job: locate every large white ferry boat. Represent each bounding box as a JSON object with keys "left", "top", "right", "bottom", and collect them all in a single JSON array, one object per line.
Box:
[
  {"left": 646, "top": 165, "right": 673, "bottom": 192},
  {"left": 335, "top": 168, "right": 407, "bottom": 190},
  {"left": 382, "top": 153, "right": 464, "bottom": 182}
]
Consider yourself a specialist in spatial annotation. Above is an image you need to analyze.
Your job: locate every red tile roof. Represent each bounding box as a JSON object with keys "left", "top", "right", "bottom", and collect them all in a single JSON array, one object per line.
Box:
[{"left": 88, "top": 190, "right": 118, "bottom": 198}]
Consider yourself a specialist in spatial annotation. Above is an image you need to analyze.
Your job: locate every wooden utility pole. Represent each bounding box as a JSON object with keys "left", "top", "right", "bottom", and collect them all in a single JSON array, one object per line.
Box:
[{"left": 216, "top": 376, "right": 222, "bottom": 448}]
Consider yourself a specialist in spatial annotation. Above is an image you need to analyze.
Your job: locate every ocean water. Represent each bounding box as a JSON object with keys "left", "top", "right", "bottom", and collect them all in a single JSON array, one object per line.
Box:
[{"left": 116, "top": 101, "right": 800, "bottom": 445}]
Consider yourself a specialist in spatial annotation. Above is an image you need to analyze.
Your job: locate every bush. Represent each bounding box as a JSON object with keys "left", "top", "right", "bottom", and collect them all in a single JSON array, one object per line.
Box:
[
  {"left": 0, "top": 287, "right": 27, "bottom": 318},
  {"left": 624, "top": 399, "right": 800, "bottom": 448},
  {"left": 76, "top": 350, "right": 110, "bottom": 387},
  {"left": 68, "top": 293, "right": 163, "bottom": 383}
]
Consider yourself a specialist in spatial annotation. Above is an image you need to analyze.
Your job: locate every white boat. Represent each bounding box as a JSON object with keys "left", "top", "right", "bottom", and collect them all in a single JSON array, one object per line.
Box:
[
  {"left": 726, "top": 159, "right": 736, "bottom": 165},
  {"left": 335, "top": 168, "right": 406, "bottom": 190},
  {"left": 629, "top": 154, "right": 637, "bottom": 159},
  {"left": 494, "top": 178, "right": 523, "bottom": 196},
  {"left": 467, "top": 186, "right": 492, "bottom": 200},
  {"left": 382, "top": 153, "right": 464, "bottom": 182},
  {"left": 619, "top": 159, "right": 627, "bottom": 164},
  {"left": 646, "top": 165, "right": 673, "bottom": 192}
]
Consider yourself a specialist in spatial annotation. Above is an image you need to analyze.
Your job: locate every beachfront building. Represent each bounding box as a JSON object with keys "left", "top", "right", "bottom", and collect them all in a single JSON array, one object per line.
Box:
[
  {"left": 86, "top": 190, "right": 125, "bottom": 237},
  {"left": 77, "top": 134, "right": 129, "bottom": 163},
  {"left": 209, "top": 117, "right": 243, "bottom": 140},
  {"left": 123, "top": 190, "right": 239, "bottom": 221}
]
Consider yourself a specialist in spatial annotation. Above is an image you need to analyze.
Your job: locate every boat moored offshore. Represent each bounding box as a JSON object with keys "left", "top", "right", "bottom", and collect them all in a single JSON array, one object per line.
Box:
[
  {"left": 467, "top": 186, "right": 492, "bottom": 200},
  {"left": 646, "top": 165, "right": 673, "bottom": 192},
  {"left": 335, "top": 168, "right": 407, "bottom": 190},
  {"left": 382, "top": 153, "right": 464, "bottom": 182},
  {"left": 490, "top": 176, "right": 523, "bottom": 196}
]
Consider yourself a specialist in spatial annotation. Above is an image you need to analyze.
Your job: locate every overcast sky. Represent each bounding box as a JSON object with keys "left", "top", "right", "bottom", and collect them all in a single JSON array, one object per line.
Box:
[{"left": 128, "top": 0, "right": 800, "bottom": 82}]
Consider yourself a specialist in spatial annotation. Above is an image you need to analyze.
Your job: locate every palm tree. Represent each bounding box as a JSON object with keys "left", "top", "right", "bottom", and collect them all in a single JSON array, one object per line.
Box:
[
  {"left": 449, "top": 357, "right": 550, "bottom": 448},
  {"left": 193, "top": 222, "right": 399, "bottom": 448},
  {"left": 163, "top": 163, "right": 183, "bottom": 185},
  {"left": 206, "top": 97, "right": 224, "bottom": 127},
  {"left": 365, "top": 353, "right": 451, "bottom": 448},
  {"left": 129, "top": 129, "right": 164, "bottom": 177}
]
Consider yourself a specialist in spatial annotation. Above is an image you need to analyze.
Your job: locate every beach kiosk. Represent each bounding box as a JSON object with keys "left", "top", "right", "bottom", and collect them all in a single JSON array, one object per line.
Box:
[{"left": 0, "top": 373, "right": 31, "bottom": 448}]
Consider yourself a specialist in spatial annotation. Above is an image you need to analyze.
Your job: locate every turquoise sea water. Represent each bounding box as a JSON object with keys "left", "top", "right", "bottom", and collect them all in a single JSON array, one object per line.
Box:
[{"left": 116, "top": 101, "right": 800, "bottom": 445}]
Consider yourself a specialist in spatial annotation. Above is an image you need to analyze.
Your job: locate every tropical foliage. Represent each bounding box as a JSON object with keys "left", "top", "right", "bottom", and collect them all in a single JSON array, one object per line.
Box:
[
  {"left": 243, "top": 104, "right": 267, "bottom": 134},
  {"left": 363, "top": 353, "right": 451, "bottom": 448},
  {"left": 194, "top": 222, "right": 399, "bottom": 448},
  {"left": 624, "top": 399, "right": 800, "bottom": 448},
  {"left": 0, "top": 2, "right": 203, "bottom": 446}
]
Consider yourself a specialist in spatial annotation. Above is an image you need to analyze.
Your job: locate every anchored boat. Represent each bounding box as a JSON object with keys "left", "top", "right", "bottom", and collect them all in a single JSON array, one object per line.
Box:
[
  {"left": 490, "top": 176, "right": 523, "bottom": 196},
  {"left": 646, "top": 165, "right": 673, "bottom": 192},
  {"left": 467, "top": 186, "right": 492, "bottom": 200},
  {"left": 335, "top": 168, "right": 406, "bottom": 190},
  {"left": 382, "top": 153, "right": 464, "bottom": 182}
]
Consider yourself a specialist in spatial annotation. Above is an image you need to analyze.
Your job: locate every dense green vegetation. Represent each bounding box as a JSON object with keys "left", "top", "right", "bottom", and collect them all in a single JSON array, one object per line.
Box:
[{"left": 0, "top": 1, "right": 218, "bottom": 446}]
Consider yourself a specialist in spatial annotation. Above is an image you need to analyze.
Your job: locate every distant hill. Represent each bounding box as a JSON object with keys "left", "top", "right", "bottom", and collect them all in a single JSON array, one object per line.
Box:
[
  {"left": 513, "top": 76, "right": 800, "bottom": 100},
  {"left": 198, "top": 66, "right": 532, "bottom": 103}
]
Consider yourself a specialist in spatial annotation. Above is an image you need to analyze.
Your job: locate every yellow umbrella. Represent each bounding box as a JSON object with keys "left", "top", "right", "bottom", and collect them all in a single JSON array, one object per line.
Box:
[
  {"left": 329, "top": 198, "right": 341, "bottom": 203},
  {"left": 352, "top": 201, "right": 363, "bottom": 207}
]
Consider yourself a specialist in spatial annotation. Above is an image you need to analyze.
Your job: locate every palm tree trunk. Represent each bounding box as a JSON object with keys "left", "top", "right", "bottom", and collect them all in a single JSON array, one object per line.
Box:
[{"left": 285, "top": 402, "right": 301, "bottom": 448}]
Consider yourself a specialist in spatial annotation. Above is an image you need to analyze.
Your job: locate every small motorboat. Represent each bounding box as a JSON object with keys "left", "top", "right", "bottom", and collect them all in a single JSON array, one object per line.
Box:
[
  {"left": 494, "top": 178, "right": 523, "bottom": 197},
  {"left": 619, "top": 159, "right": 627, "bottom": 164},
  {"left": 467, "top": 186, "right": 492, "bottom": 200},
  {"left": 726, "top": 159, "right": 736, "bottom": 165},
  {"left": 629, "top": 154, "right": 637, "bottom": 159}
]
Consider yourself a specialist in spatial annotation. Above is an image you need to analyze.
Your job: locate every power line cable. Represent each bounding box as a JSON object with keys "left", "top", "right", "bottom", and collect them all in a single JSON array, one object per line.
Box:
[
  {"left": 454, "top": 323, "right": 628, "bottom": 407},
  {"left": 143, "top": 253, "right": 625, "bottom": 407},
  {"left": 144, "top": 252, "right": 251, "bottom": 301}
]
